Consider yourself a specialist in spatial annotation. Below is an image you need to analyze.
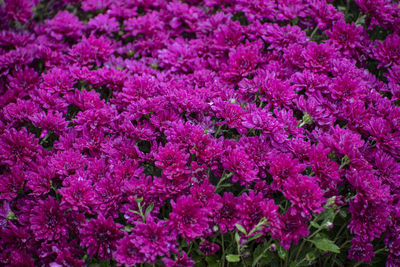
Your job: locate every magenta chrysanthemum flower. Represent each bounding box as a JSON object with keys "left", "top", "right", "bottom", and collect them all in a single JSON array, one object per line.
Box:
[
  {"left": 80, "top": 216, "right": 123, "bottom": 260},
  {"left": 280, "top": 207, "right": 310, "bottom": 250},
  {"left": 114, "top": 233, "right": 146, "bottom": 266},
  {"left": 169, "top": 195, "right": 211, "bottom": 240},
  {"left": 283, "top": 175, "right": 326, "bottom": 216},
  {"left": 29, "top": 197, "right": 68, "bottom": 241},
  {"left": 348, "top": 238, "right": 375, "bottom": 263},
  {"left": 59, "top": 177, "right": 96, "bottom": 213},
  {"left": 236, "top": 191, "right": 282, "bottom": 236},
  {"left": 3, "top": 0, "right": 33, "bottom": 24},
  {"left": 199, "top": 240, "right": 220, "bottom": 255},
  {"left": 0, "top": 128, "right": 43, "bottom": 167},
  {"left": 162, "top": 251, "right": 195, "bottom": 267},
  {"left": 215, "top": 192, "right": 239, "bottom": 234},
  {"left": 129, "top": 215, "right": 177, "bottom": 263}
]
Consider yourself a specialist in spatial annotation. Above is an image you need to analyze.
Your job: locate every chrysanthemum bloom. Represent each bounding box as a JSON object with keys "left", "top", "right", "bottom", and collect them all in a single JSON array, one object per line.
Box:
[
  {"left": 0, "top": 164, "right": 25, "bottom": 201},
  {"left": 236, "top": 191, "right": 282, "bottom": 236},
  {"left": 283, "top": 175, "right": 326, "bottom": 216},
  {"left": 302, "top": 42, "right": 336, "bottom": 72},
  {"left": 373, "top": 33, "right": 400, "bottom": 67},
  {"left": 70, "top": 34, "right": 114, "bottom": 66},
  {"left": 130, "top": 215, "right": 177, "bottom": 263},
  {"left": 25, "top": 161, "right": 55, "bottom": 196},
  {"left": 346, "top": 170, "right": 393, "bottom": 252},
  {"left": 162, "top": 251, "right": 195, "bottom": 267},
  {"left": 199, "top": 240, "right": 220, "bottom": 255},
  {"left": 88, "top": 14, "right": 120, "bottom": 35},
  {"left": 385, "top": 203, "right": 400, "bottom": 267},
  {"left": 154, "top": 142, "right": 190, "bottom": 178},
  {"left": 268, "top": 153, "right": 305, "bottom": 191},
  {"left": 29, "top": 197, "right": 68, "bottom": 241},
  {"left": 44, "top": 11, "right": 83, "bottom": 41},
  {"left": 169, "top": 195, "right": 211, "bottom": 240},
  {"left": 348, "top": 238, "right": 375, "bottom": 263},
  {"left": 0, "top": 201, "right": 11, "bottom": 228},
  {"left": 222, "top": 41, "right": 262, "bottom": 83},
  {"left": 80, "top": 216, "right": 123, "bottom": 260},
  {"left": 114, "top": 234, "right": 146, "bottom": 267},
  {"left": 221, "top": 146, "right": 259, "bottom": 186},
  {"left": 59, "top": 177, "right": 96, "bottom": 213},
  {"left": 3, "top": 0, "right": 33, "bottom": 24},
  {"left": 280, "top": 207, "right": 310, "bottom": 250},
  {"left": 215, "top": 192, "right": 239, "bottom": 234},
  {"left": 0, "top": 128, "right": 43, "bottom": 167}
]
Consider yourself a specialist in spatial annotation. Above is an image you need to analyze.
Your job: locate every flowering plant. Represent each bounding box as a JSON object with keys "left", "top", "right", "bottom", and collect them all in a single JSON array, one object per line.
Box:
[{"left": 1, "top": 0, "right": 400, "bottom": 266}]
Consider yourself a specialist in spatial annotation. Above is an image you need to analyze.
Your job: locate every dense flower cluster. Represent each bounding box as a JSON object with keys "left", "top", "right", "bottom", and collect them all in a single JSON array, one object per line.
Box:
[{"left": 0, "top": 0, "right": 400, "bottom": 266}]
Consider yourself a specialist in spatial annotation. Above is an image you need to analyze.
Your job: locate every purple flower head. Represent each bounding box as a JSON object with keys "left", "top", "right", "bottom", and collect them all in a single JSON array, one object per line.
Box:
[
  {"left": 29, "top": 197, "right": 68, "bottom": 241},
  {"left": 221, "top": 146, "right": 259, "bottom": 186},
  {"left": 215, "top": 192, "right": 239, "bottom": 234},
  {"left": 0, "top": 201, "right": 11, "bottom": 228},
  {"left": 212, "top": 20, "right": 244, "bottom": 51},
  {"left": 41, "top": 67, "right": 75, "bottom": 95},
  {"left": 189, "top": 180, "right": 221, "bottom": 213},
  {"left": 0, "top": 128, "right": 43, "bottom": 167},
  {"left": 280, "top": 207, "right": 310, "bottom": 250},
  {"left": 283, "top": 175, "right": 326, "bottom": 216},
  {"left": 0, "top": 164, "right": 25, "bottom": 201},
  {"left": 131, "top": 215, "right": 177, "bottom": 263},
  {"left": 59, "top": 177, "right": 96, "bottom": 213},
  {"left": 81, "top": 0, "right": 113, "bottom": 11},
  {"left": 373, "top": 33, "right": 400, "bottom": 68},
  {"left": 114, "top": 233, "right": 146, "bottom": 266},
  {"left": 162, "top": 251, "right": 195, "bottom": 267},
  {"left": 199, "top": 240, "right": 220, "bottom": 255},
  {"left": 348, "top": 171, "right": 393, "bottom": 242},
  {"left": 268, "top": 153, "right": 305, "bottom": 191},
  {"left": 169, "top": 195, "right": 211, "bottom": 240},
  {"left": 276, "top": 0, "right": 307, "bottom": 21},
  {"left": 263, "top": 24, "right": 307, "bottom": 51},
  {"left": 330, "top": 73, "right": 366, "bottom": 101},
  {"left": 236, "top": 191, "right": 282, "bottom": 236},
  {"left": 26, "top": 160, "right": 54, "bottom": 196},
  {"left": 80, "top": 216, "right": 123, "bottom": 260},
  {"left": 222, "top": 41, "right": 262, "bottom": 83},
  {"left": 154, "top": 142, "right": 190, "bottom": 179},
  {"left": 44, "top": 11, "right": 83, "bottom": 41},
  {"left": 302, "top": 42, "right": 336, "bottom": 72},
  {"left": 71, "top": 34, "right": 114, "bottom": 66},
  {"left": 88, "top": 14, "right": 120, "bottom": 35},
  {"left": 3, "top": 0, "right": 33, "bottom": 24},
  {"left": 235, "top": 0, "right": 276, "bottom": 21},
  {"left": 258, "top": 72, "right": 296, "bottom": 107},
  {"left": 348, "top": 238, "right": 375, "bottom": 263}
]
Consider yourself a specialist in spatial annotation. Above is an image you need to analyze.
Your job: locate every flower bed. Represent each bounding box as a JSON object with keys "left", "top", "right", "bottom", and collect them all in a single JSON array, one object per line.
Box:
[{"left": 1, "top": 0, "right": 400, "bottom": 266}]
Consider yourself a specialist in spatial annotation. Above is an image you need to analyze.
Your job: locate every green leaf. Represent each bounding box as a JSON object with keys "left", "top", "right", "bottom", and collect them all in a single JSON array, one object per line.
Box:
[
  {"left": 235, "top": 224, "right": 247, "bottom": 235},
  {"left": 7, "top": 211, "right": 16, "bottom": 221},
  {"left": 226, "top": 254, "right": 241, "bottom": 263},
  {"left": 145, "top": 203, "right": 154, "bottom": 216},
  {"left": 277, "top": 245, "right": 287, "bottom": 260},
  {"left": 324, "top": 196, "right": 336, "bottom": 208},
  {"left": 248, "top": 233, "right": 263, "bottom": 242},
  {"left": 235, "top": 232, "right": 240, "bottom": 244},
  {"left": 252, "top": 244, "right": 273, "bottom": 267},
  {"left": 128, "top": 209, "right": 141, "bottom": 216},
  {"left": 310, "top": 238, "right": 340, "bottom": 253},
  {"left": 310, "top": 221, "right": 321, "bottom": 229}
]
